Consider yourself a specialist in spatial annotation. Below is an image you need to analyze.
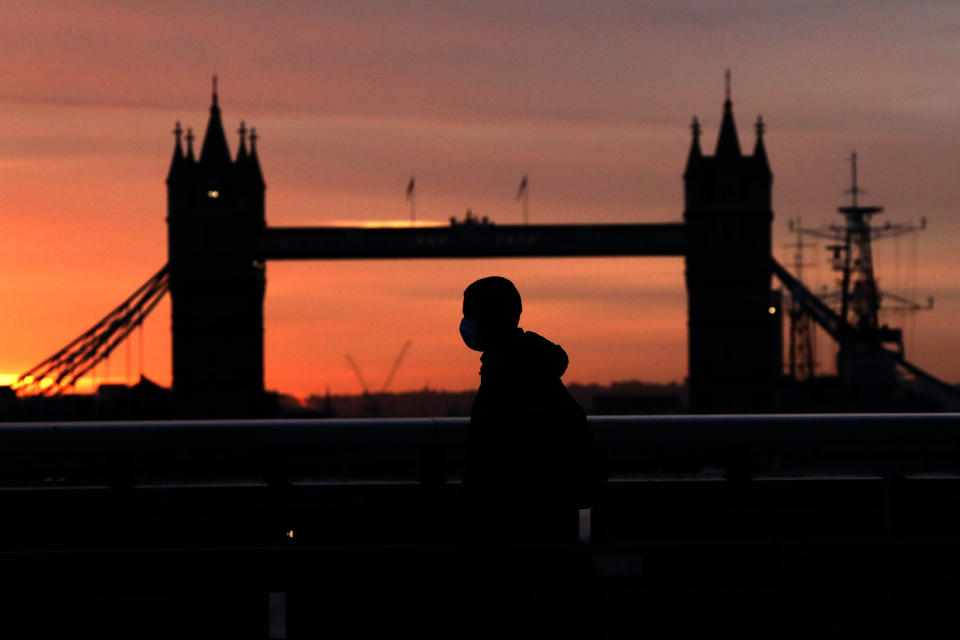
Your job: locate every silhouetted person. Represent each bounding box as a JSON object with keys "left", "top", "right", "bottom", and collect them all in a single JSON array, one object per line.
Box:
[
  {"left": 454, "top": 277, "right": 604, "bottom": 637},
  {"left": 457, "top": 276, "right": 603, "bottom": 545}
]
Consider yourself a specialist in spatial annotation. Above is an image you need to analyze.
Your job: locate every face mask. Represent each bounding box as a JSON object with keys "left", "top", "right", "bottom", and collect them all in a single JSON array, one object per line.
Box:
[{"left": 459, "top": 317, "right": 486, "bottom": 352}]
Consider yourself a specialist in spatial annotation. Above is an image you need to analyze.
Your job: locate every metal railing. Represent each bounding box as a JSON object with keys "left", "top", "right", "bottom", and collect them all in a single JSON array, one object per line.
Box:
[
  {"left": 2, "top": 412, "right": 959, "bottom": 484},
  {"left": 2, "top": 414, "right": 960, "bottom": 637}
]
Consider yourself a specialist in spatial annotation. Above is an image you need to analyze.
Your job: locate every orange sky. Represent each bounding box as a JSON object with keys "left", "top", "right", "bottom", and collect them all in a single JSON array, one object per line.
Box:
[{"left": 1, "top": 1, "right": 958, "bottom": 398}]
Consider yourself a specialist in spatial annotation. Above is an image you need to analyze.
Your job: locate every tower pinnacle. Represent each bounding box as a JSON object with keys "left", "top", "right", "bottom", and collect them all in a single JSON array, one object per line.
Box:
[
  {"left": 199, "top": 77, "right": 230, "bottom": 166},
  {"left": 715, "top": 72, "right": 741, "bottom": 157},
  {"left": 247, "top": 127, "right": 264, "bottom": 187},
  {"left": 685, "top": 115, "right": 703, "bottom": 177},
  {"left": 753, "top": 115, "right": 771, "bottom": 175},
  {"left": 237, "top": 120, "right": 248, "bottom": 160},
  {"left": 166, "top": 121, "right": 186, "bottom": 183}
]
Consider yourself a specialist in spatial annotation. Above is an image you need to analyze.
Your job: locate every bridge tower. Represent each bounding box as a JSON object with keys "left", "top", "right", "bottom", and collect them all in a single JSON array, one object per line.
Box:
[
  {"left": 684, "top": 76, "right": 781, "bottom": 411},
  {"left": 166, "top": 80, "right": 267, "bottom": 416}
]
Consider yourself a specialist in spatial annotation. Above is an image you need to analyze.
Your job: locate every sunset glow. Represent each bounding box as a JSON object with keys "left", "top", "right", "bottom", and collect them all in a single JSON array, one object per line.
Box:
[
  {"left": 1, "top": 2, "right": 958, "bottom": 399},
  {"left": 330, "top": 220, "right": 448, "bottom": 229}
]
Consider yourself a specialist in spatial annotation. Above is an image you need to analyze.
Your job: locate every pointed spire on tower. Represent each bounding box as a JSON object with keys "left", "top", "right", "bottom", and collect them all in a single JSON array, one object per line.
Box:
[
  {"left": 199, "top": 75, "right": 231, "bottom": 167},
  {"left": 236, "top": 120, "right": 249, "bottom": 161},
  {"left": 247, "top": 126, "right": 265, "bottom": 187},
  {"left": 166, "top": 121, "right": 185, "bottom": 183},
  {"left": 185, "top": 127, "right": 196, "bottom": 163},
  {"left": 685, "top": 116, "right": 703, "bottom": 177},
  {"left": 753, "top": 115, "right": 771, "bottom": 175},
  {"left": 715, "top": 69, "right": 741, "bottom": 157}
]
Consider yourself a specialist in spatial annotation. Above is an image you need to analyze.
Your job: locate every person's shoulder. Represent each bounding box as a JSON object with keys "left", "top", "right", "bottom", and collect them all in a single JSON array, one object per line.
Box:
[{"left": 519, "top": 330, "right": 569, "bottom": 378}]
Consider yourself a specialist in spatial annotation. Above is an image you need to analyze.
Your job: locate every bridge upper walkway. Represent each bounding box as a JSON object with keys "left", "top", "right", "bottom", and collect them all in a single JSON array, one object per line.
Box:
[{"left": 259, "top": 222, "right": 687, "bottom": 259}]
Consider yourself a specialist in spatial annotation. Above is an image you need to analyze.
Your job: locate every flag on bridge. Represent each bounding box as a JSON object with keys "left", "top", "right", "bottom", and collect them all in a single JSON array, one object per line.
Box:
[
  {"left": 406, "top": 176, "right": 416, "bottom": 223},
  {"left": 516, "top": 174, "right": 528, "bottom": 200}
]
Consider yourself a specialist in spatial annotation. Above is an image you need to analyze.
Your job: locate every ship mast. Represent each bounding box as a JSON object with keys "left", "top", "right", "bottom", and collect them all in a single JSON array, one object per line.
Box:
[{"left": 792, "top": 153, "right": 928, "bottom": 386}]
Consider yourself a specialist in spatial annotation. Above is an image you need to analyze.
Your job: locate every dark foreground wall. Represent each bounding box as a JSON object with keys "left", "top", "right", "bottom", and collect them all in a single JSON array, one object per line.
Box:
[{"left": 2, "top": 414, "right": 960, "bottom": 638}]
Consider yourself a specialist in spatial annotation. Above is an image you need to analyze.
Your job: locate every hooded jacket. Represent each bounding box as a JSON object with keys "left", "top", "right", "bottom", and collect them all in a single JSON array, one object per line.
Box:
[{"left": 459, "top": 328, "right": 598, "bottom": 543}]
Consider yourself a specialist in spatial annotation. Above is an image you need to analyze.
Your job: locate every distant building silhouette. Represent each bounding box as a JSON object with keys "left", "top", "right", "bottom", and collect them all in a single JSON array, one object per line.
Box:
[
  {"left": 684, "top": 78, "right": 782, "bottom": 411},
  {"left": 166, "top": 79, "right": 267, "bottom": 417}
]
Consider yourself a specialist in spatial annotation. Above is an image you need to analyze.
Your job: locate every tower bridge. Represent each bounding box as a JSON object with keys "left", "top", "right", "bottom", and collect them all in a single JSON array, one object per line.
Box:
[
  {"left": 23, "top": 80, "right": 951, "bottom": 415},
  {"left": 162, "top": 80, "right": 778, "bottom": 416}
]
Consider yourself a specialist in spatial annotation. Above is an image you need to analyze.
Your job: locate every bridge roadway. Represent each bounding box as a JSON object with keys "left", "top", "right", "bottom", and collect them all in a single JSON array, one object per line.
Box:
[
  {"left": 258, "top": 222, "right": 687, "bottom": 259},
  {"left": 2, "top": 413, "right": 960, "bottom": 637}
]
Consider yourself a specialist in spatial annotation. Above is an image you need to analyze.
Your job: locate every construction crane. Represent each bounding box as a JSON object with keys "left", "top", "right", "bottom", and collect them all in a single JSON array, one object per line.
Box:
[
  {"left": 381, "top": 340, "right": 412, "bottom": 394},
  {"left": 344, "top": 340, "right": 413, "bottom": 416},
  {"left": 344, "top": 354, "right": 370, "bottom": 396}
]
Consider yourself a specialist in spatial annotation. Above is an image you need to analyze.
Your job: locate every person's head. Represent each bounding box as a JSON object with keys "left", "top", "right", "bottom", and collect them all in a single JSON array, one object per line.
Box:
[{"left": 460, "top": 276, "right": 522, "bottom": 352}]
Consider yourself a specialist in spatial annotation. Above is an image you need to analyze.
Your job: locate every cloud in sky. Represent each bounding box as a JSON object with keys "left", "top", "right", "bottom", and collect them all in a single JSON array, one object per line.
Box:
[{"left": 3, "top": 2, "right": 955, "bottom": 122}]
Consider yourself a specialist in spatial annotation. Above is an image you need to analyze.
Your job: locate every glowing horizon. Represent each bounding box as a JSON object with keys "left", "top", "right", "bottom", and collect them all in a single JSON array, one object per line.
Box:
[{"left": 329, "top": 219, "right": 448, "bottom": 228}]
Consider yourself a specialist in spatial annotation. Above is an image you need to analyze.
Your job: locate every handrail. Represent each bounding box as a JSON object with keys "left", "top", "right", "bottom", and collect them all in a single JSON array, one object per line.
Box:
[
  {"left": 0, "top": 414, "right": 958, "bottom": 486},
  {"left": 2, "top": 413, "right": 960, "bottom": 445}
]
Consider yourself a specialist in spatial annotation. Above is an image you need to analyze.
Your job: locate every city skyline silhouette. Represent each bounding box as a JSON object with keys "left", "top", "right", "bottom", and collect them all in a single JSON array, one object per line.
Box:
[{"left": 0, "top": 2, "right": 957, "bottom": 400}]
